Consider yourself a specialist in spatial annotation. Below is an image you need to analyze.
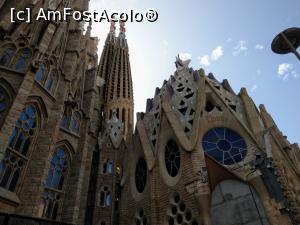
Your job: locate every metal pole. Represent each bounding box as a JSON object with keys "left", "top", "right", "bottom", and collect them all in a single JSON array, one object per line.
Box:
[{"left": 280, "top": 32, "right": 300, "bottom": 61}]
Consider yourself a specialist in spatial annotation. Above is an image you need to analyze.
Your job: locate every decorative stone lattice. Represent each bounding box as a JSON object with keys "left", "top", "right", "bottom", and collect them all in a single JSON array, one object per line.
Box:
[
  {"left": 166, "top": 193, "right": 200, "bottom": 225},
  {"left": 98, "top": 111, "right": 124, "bottom": 149},
  {"left": 142, "top": 88, "right": 163, "bottom": 151},
  {"left": 207, "top": 75, "right": 246, "bottom": 121},
  {"left": 170, "top": 64, "right": 197, "bottom": 135},
  {"left": 133, "top": 208, "right": 149, "bottom": 225}
]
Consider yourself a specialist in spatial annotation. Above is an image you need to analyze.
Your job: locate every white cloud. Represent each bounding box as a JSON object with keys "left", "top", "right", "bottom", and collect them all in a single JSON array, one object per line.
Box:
[
  {"left": 255, "top": 44, "right": 264, "bottom": 50},
  {"left": 278, "top": 63, "right": 293, "bottom": 76},
  {"left": 179, "top": 52, "right": 192, "bottom": 61},
  {"left": 233, "top": 40, "right": 248, "bottom": 56},
  {"left": 227, "top": 37, "right": 233, "bottom": 42},
  {"left": 198, "top": 45, "right": 223, "bottom": 67},
  {"left": 211, "top": 46, "right": 223, "bottom": 61},
  {"left": 199, "top": 55, "right": 210, "bottom": 66},
  {"left": 277, "top": 63, "right": 298, "bottom": 80},
  {"left": 251, "top": 84, "right": 257, "bottom": 92}
]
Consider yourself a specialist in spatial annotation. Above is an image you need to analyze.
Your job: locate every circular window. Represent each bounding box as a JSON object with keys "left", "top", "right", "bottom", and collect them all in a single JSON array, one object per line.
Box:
[
  {"left": 135, "top": 158, "right": 147, "bottom": 193},
  {"left": 202, "top": 127, "right": 247, "bottom": 165},
  {"left": 165, "top": 139, "right": 180, "bottom": 177}
]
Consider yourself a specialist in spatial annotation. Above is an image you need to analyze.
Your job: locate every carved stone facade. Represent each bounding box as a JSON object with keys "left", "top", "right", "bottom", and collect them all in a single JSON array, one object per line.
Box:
[{"left": 0, "top": 1, "right": 300, "bottom": 225}]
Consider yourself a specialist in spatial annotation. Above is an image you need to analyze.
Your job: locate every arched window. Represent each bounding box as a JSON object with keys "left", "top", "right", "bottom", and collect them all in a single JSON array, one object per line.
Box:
[
  {"left": 103, "top": 159, "right": 113, "bottom": 174},
  {"left": 0, "top": 85, "right": 11, "bottom": 126},
  {"left": 135, "top": 158, "right": 147, "bottom": 193},
  {"left": 40, "top": 147, "right": 69, "bottom": 220},
  {"left": 60, "top": 108, "right": 69, "bottom": 129},
  {"left": 14, "top": 48, "right": 31, "bottom": 72},
  {"left": 35, "top": 63, "right": 46, "bottom": 82},
  {"left": 45, "top": 148, "right": 68, "bottom": 190},
  {"left": 45, "top": 70, "right": 58, "bottom": 94},
  {"left": 164, "top": 139, "right": 180, "bottom": 177},
  {"left": 60, "top": 108, "right": 80, "bottom": 134},
  {"left": 100, "top": 186, "right": 111, "bottom": 207},
  {"left": 70, "top": 113, "right": 80, "bottom": 133},
  {"left": 0, "top": 105, "right": 37, "bottom": 191},
  {"left": 0, "top": 45, "right": 16, "bottom": 67}
]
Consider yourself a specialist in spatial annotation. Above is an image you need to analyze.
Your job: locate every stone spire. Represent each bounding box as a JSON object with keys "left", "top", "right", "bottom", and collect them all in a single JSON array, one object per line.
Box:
[{"left": 98, "top": 22, "right": 134, "bottom": 138}]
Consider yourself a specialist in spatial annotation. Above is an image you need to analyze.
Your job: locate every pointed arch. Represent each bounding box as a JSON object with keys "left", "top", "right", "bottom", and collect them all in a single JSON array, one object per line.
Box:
[
  {"left": 0, "top": 103, "right": 41, "bottom": 192},
  {"left": 45, "top": 68, "right": 59, "bottom": 94},
  {"left": 54, "top": 139, "right": 75, "bottom": 159},
  {"left": 0, "top": 78, "right": 15, "bottom": 127},
  {"left": 0, "top": 43, "right": 16, "bottom": 67},
  {"left": 40, "top": 140, "right": 73, "bottom": 220},
  {"left": 13, "top": 48, "right": 32, "bottom": 72},
  {"left": 26, "top": 95, "right": 49, "bottom": 123}
]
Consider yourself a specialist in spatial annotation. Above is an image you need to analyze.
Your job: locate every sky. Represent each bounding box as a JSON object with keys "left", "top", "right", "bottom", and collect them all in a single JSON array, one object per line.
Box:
[{"left": 89, "top": 0, "right": 300, "bottom": 144}]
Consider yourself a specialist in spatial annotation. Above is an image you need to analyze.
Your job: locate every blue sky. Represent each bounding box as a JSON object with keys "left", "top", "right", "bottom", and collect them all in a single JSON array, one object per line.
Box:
[{"left": 90, "top": 0, "right": 300, "bottom": 144}]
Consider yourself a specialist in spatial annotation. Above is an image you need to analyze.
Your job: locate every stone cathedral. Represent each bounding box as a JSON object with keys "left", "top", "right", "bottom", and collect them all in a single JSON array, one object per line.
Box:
[{"left": 0, "top": 1, "right": 300, "bottom": 225}]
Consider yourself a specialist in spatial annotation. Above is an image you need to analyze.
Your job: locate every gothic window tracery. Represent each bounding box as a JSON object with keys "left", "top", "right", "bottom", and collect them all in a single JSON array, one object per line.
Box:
[
  {"left": 0, "top": 45, "right": 16, "bottom": 67},
  {"left": 39, "top": 147, "right": 69, "bottom": 220},
  {"left": 135, "top": 158, "right": 147, "bottom": 193},
  {"left": 35, "top": 63, "right": 58, "bottom": 95},
  {"left": 60, "top": 107, "right": 81, "bottom": 134},
  {"left": 45, "top": 70, "right": 57, "bottom": 93},
  {"left": 165, "top": 139, "right": 180, "bottom": 177},
  {"left": 0, "top": 85, "right": 11, "bottom": 126},
  {"left": 14, "top": 48, "right": 32, "bottom": 72},
  {"left": 35, "top": 63, "right": 46, "bottom": 82},
  {"left": 0, "top": 105, "right": 38, "bottom": 191},
  {"left": 202, "top": 127, "right": 247, "bottom": 165}
]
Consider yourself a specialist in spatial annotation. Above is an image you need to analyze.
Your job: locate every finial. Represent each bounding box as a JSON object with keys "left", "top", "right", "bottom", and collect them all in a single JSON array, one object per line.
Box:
[
  {"left": 110, "top": 20, "right": 116, "bottom": 33},
  {"left": 119, "top": 21, "right": 126, "bottom": 33}
]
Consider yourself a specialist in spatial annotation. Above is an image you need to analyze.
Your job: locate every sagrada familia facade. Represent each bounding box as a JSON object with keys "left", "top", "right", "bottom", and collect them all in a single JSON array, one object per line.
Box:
[{"left": 0, "top": 0, "right": 299, "bottom": 225}]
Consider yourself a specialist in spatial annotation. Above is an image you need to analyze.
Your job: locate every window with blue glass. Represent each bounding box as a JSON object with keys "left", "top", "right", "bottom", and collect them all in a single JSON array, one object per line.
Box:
[
  {"left": 70, "top": 113, "right": 79, "bottom": 133},
  {"left": 45, "top": 148, "right": 68, "bottom": 190},
  {"left": 0, "top": 86, "right": 10, "bottom": 126},
  {"left": 35, "top": 63, "right": 45, "bottom": 82},
  {"left": 14, "top": 48, "right": 31, "bottom": 72},
  {"left": 0, "top": 105, "right": 37, "bottom": 191},
  {"left": 40, "top": 148, "right": 69, "bottom": 220},
  {"left": 45, "top": 76, "right": 53, "bottom": 92},
  {"left": 60, "top": 108, "right": 80, "bottom": 134},
  {"left": 202, "top": 127, "right": 247, "bottom": 165},
  {"left": 0, "top": 45, "right": 16, "bottom": 67}
]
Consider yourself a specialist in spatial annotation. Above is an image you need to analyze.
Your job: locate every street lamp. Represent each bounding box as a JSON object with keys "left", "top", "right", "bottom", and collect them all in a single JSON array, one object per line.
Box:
[{"left": 271, "top": 27, "right": 300, "bottom": 61}]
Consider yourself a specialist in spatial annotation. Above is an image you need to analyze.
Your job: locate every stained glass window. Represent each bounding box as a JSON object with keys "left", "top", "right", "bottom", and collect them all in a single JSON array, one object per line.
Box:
[
  {"left": 0, "top": 46, "right": 16, "bottom": 67},
  {"left": 35, "top": 63, "right": 45, "bottom": 82},
  {"left": 0, "top": 105, "right": 37, "bottom": 191},
  {"left": 70, "top": 113, "right": 79, "bottom": 133},
  {"left": 14, "top": 48, "right": 31, "bottom": 72},
  {"left": 165, "top": 139, "right": 180, "bottom": 177},
  {"left": 202, "top": 127, "right": 247, "bottom": 165},
  {"left": 60, "top": 110, "right": 68, "bottom": 129},
  {"left": 45, "top": 148, "right": 68, "bottom": 190},
  {"left": 0, "top": 86, "right": 10, "bottom": 126},
  {"left": 135, "top": 158, "right": 147, "bottom": 193},
  {"left": 45, "top": 76, "right": 53, "bottom": 92},
  {"left": 41, "top": 148, "right": 69, "bottom": 220}
]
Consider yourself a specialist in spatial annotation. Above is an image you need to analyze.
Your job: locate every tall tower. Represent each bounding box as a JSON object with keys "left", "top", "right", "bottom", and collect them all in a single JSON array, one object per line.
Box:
[{"left": 98, "top": 21, "right": 134, "bottom": 138}]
